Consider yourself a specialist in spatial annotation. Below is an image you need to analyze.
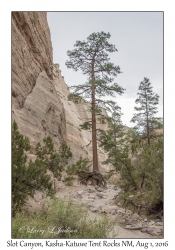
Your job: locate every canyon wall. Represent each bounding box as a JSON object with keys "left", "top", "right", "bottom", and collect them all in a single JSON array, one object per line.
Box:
[
  {"left": 12, "top": 12, "right": 53, "bottom": 109},
  {"left": 12, "top": 12, "right": 110, "bottom": 172}
]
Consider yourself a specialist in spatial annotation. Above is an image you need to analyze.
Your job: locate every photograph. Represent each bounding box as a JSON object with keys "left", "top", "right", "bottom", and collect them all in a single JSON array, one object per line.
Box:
[{"left": 12, "top": 11, "right": 163, "bottom": 240}]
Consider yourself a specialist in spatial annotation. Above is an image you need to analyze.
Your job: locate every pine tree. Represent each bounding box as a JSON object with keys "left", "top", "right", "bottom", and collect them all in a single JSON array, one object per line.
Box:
[
  {"left": 131, "top": 77, "right": 160, "bottom": 145},
  {"left": 98, "top": 104, "right": 125, "bottom": 170},
  {"left": 98, "top": 106, "right": 138, "bottom": 190},
  {"left": 66, "top": 31, "right": 124, "bottom": 177}
]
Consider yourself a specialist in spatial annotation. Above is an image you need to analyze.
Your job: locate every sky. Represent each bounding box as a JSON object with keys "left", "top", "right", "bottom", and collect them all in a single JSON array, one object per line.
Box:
[{"left": 47, "top": 11, "right": 163, "bottom": 127}]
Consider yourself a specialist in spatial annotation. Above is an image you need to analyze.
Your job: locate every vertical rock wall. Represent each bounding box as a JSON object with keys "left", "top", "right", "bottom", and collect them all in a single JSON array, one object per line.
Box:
[
  {"left": 52, "top": 64, "right": 89, "bottom": 163},
  {"left": 12, "top": 71, "right": 67, "bottom": 152},
  {"left": 12, "top": 12, "right": 110, "bottom": 172},
  {"left": 12, "top": 12, "right": 53, "bottom": 108},
  {"left": 12, "top": 12, "right": 66, "bottom": 151}
]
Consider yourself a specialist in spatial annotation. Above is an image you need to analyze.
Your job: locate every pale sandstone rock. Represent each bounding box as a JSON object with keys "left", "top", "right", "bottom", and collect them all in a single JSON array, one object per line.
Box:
[
  {"left": 102, "top": 205, "right": 118, "bottom": 214},
  {"left": 77, "top": 190, "right": 84, "bottom": 195},
  {"left": 33, "top": 190, "right": 46, "bottom": 202},
  {"left": 12, "top": 12, "right": 53, "bottom": 109},
  {"left": 26, "top": 154, "right": 37, "bottom": 163},
  {"left": 12, "top": 71, "right": 66, "bottom": 151},
  {"left": 52, "top": 64, "right": 89, "bottom": 163}
]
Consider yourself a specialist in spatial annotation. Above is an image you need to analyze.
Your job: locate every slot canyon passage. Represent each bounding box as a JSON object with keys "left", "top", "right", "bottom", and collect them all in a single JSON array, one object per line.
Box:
[{"left": 12, "top": 12, "right": 163, "bottom": 238}]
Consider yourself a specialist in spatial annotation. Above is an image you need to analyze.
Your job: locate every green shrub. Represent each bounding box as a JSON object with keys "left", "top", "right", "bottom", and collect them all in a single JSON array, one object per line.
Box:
[
  {"left": 64, "top": 175, "right": 74, "bottom": 186},
  {"left": 12, "top": 121, "right": 30, "bottom": 215},
  {"left": 12, "top": 121, "right": 73, "bottom": 216},
  {"left": 12, "top": 121, "right": 54, "bottom": 216},
  {"left": 65, "top": 157, "right": 91, "bottom": 186},
  {"left": 36, "top": 137, "right": 72, "bottom": 179},
  {"left": 103, "top": 170, "right": 115, "bottom": 181},
  {"left": 119, "top": 139, "right": 163, "bottom": 214},
  {"left": 66, "top": 157, "right": 91, "bottom": 175},
  {"left": 12, "top": 197, "right": 114, "bottom": 238}
]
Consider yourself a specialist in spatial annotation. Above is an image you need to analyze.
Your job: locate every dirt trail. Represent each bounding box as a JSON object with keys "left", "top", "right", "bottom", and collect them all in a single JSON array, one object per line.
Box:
[{"left": 55, "top": 184, "right": 160, "bottom": 238}]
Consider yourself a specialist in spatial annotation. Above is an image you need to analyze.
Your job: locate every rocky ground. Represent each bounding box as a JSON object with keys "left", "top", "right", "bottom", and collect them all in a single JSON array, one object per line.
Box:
[
  {"left": 51, "top": 181, "right": 163, "bottom": 239},
  {"left": 26, "top": 172, "right": 163, "bottom": 239}
]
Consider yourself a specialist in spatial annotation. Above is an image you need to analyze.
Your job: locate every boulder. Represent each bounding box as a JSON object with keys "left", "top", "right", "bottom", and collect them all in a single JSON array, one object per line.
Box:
[
  {"left": 95, "top": 187, "right": 104, "bottom": 192},
  {"left": 141, "top": 228, "right": 147, "bottom": 233},
  {"left": 77, "top": 190, "right": 84, "bottom": 195},
  {"left": 87, "top": 195, "right": 95, "bottom": 199},
  {"left": 92, "top": 206, "right": 102, "bottom": 212},
  {"left": 117, "top": 209, "right": 126, "bottom": 215},
  {"left": 129, "top": 213, "right": 143, "bottom": 222},
  {"left": 102, "top": 205, "right": 118, "bottom": 214},
  {"left": 87, "top": 204, "right": 94, "bottom": 209},
  {"left": 33, "top": 190, "right": 45, "bottom": 202},
  {"left": 96, "top": 193, "right": 104, "bottom": 198},
  {"left": 125, "top": 225, "right": 132, "bottom": 229},
  {"left": 88, "top": 189, "right": 95, "bottom": 193},
  {"left": 111, "top": 209, "right": 117, "bottom": 215},
  {"left": 147, "top": 226, "right": 162, "bottom": 236}
]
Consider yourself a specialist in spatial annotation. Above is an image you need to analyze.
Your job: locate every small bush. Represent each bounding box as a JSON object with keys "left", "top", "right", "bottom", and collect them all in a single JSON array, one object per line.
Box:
[
  {"left": 12, "top": 197, "right": 114, "bottom": 238},
  {"left": 103, "top": 170, "right": 116, "bottom": 181},
  {"left": 12, "top": 121, "right": 54, "bottom": 216},
  {"left": 65, "top": 157, "right": 91, "bottom": 185},
  {"left": 64, "top": 175, "right": 74, "bottom": 186},
  {"left": 66, "top": 157, "right": 91, "bottom": 176},
  {"left": 12, "top": 121, "right": 73, "bottom": 216},
  {"left": 119, "top": 139, "right": 163, "bottom": 215},
  {"left": 36, "top": 137, "right": 72, "bottom": 179}
]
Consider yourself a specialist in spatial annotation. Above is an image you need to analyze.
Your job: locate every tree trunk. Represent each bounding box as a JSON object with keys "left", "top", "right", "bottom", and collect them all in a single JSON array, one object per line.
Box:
[
  {"left": 145, "top": 92, "right": 150, "bottom": 145},
  {"left": 140, "top": 174, "right": 145, "bottom": 188},
  {"left": 91, "top": 60, "right": 99, "bottom": 172}
]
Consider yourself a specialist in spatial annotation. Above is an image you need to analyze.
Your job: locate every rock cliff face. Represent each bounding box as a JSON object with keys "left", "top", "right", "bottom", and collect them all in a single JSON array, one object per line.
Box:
[
  {"left": 12, "top": 12, "right": 110, "bottom": 172},
  {"left": 12, "top": 12, "right": 53, "bottom": 109},
  {"left": 12, "top": 70, "right": 66, "bottom": 152}
]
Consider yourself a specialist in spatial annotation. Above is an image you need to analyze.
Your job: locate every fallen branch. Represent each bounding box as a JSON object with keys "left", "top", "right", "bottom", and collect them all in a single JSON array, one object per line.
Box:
[{"left": 125, "top": 226, "right": 144, "bottom": 230}]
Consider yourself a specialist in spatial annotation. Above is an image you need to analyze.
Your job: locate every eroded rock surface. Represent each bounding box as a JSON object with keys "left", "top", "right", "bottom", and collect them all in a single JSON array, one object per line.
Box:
[
  {"left": 12, "top": 71, "right": 66, "bottom": 151},
  {"left": 12, "top": 12, "right": 110, "bottom": 169},
  {"left": 12, "top": 12, "right": 53, "bottom": 109}
]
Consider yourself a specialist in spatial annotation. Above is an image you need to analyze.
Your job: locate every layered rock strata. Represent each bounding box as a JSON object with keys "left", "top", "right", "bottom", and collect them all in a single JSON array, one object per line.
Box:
[{"left": 12, "top": 12, "right": 53, "bottom": 109}]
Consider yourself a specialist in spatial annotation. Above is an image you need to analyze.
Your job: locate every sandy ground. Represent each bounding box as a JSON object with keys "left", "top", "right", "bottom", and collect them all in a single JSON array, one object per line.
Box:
[{"left": 55, "top": 184, "right": 161, "bottom": 239}]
